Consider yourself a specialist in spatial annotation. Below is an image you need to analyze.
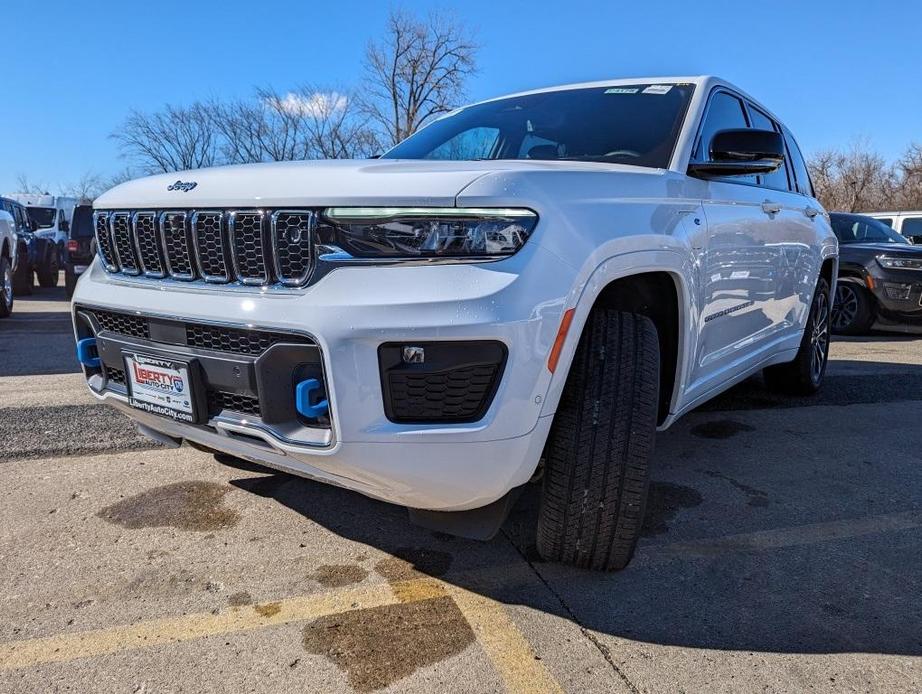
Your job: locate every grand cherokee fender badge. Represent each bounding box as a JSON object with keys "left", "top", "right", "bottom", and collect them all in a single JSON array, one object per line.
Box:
[{"left": 167, "top": 180, "right": 197, "bottom": 192}]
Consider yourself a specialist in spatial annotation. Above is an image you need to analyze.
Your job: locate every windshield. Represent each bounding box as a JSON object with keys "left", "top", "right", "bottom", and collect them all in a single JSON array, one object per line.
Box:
[
  {"left": 71, "top": 206, "right": 95, "bottom": 238},
  {"left": 830, "top": 214, "right": 910, "bottom": 245},
  {"left": 28, "top": 207, "right": 56, "bottom": 229},
  {"left": 382, "top": 83, "right": 695, "bottom": 169}
]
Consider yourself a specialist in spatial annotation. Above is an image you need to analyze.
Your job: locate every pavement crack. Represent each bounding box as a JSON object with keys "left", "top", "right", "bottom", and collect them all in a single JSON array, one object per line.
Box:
[{"left": 501, "top": 530, "right": 641, "bottom": 694}]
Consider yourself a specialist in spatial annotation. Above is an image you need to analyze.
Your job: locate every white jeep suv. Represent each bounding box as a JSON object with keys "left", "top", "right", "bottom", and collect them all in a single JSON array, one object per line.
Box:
[{"left": 72, "top": 76, "right": 837, "bottom": 570}]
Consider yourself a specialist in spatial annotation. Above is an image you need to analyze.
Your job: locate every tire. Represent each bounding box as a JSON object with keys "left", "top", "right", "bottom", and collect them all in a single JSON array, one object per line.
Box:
[
  {"left": 537, "top": 310, "right": 660, "bottom": 571},
  {"left": 0, "top": 257, "right": 13, "bottom": 318},
  {"left": 37, "top": 245, "right": 60, "bottom": 288},
  {"left": 65, "top": 264, "right": 77, "bottom": 298},
  {"left": 831, "top": 281, "right": 874, "bottom": 335},
  {"left": 12, "top": 257, "right": 32, "bottom": 296},
  {"left": 764, "top": 277, "right": 831, "bottom": 395}
]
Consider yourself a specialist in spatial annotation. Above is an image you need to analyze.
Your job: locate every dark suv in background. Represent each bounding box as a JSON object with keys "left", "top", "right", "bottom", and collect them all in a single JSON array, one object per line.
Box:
[
  {"left": 65, "top": 205, "right": 95, "bottom": 297},
  {"left": 830, "top": 212, "right": 922, "bottom": 333},
  {"left": 0, "top": 196, "right": 52, "bottom": 296}
]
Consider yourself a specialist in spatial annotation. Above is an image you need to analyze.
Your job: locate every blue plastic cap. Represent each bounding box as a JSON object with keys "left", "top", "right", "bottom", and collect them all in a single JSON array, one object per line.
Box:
[
  {"left": 76, "top": 337, "right": 101, "bottom": 369},
  {"left": 295, "top": 378, "right": 329, "bottom": 419}
]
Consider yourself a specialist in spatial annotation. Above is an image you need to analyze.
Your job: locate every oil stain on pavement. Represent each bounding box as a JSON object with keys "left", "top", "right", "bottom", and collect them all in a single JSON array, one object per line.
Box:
[
  {"left": 311, "top": 564, "right": 369, "bottom": 588},
  {"left": 302, "top": 547, "right": 472, "bottom": 692},
  {"left": 302, "top": 596, "right": 475, "bottom": 692},
  {"left": 690, "top": 419, "right": 755, "bottom": 439},
  {"left": 227, "top": 591, "right": 253, "bottom": 606},
  {"left": 641, "top": 482, "right": 703, "bottom": 536},
  {"left": 97, "top": 481, "right": 241, "bottom": 532}
]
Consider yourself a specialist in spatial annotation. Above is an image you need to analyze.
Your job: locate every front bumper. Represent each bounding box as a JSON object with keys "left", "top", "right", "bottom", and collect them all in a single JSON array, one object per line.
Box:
[
  {"left": 868, "top": 269, "right": 922, "bottom": 323},
  {"left": 71, "top": 244, "right": 570, "bottom": 511}
]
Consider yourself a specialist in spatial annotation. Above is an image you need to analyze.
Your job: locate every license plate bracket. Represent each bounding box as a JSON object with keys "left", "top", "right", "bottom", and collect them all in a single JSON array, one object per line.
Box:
[{"left": 124, "top": 352, "right": 206, "bottom": 424}]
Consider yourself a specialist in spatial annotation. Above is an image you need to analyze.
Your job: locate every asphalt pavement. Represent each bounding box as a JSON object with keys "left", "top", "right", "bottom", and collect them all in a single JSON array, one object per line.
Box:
[{"left": 1, "top": 279, "right": 920, "bottom": 693}]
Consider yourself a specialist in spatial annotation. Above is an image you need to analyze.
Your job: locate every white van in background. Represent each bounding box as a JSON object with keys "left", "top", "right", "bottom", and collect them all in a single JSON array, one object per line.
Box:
[
  {"left": 4, "top": 193, "right": 77, "bottom": 287},
  {"left": 866, "top": 211, "right": 922, "bottom": 244}
]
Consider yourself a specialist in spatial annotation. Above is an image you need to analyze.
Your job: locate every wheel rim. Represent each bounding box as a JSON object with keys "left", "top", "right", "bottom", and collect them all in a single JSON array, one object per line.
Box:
[
  {"left": 832, "top": 284, "right": 858, "bottom": 331},
  {"left": 2, "top": 266, "right": 11, "bottom": 309},
  {"left": 810, "top": 289, "right": 830, "bottom": 384}
]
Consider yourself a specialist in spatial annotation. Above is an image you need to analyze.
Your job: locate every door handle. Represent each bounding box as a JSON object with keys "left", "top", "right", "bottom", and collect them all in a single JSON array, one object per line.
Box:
[
  {"left": 804, "top": 206, "right": 820, "bottom": 219},
  {"left": 761, "top": 201, "right": 782, "bottom": 216}
]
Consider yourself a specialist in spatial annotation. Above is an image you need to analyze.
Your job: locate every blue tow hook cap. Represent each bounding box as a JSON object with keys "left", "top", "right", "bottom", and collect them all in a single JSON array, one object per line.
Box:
[
  {"left": 296, "top": 378, "right": 329, "bottom": 419},
  {"left": 76, "top": 337, "right": 101, "bottom": 368}
]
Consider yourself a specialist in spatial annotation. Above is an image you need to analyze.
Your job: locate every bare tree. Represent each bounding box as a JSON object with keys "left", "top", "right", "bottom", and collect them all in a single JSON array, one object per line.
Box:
[
  {"left": 894, "top": 142, "right": 922, "bottom": 209},
  {"left": 278, "top": 86, "right": 380, "bottom": 159},
  {"left": 360, "top": 9, "right": 477, "bottom": 147},
  {"left": 112, "top": 103, "right": 221, "bottom": 174},
  {"left": 808, "top": 140, "right": 896, "bottom": 212},
  {"left": 62, "top": 171, "right": 106, "bottom": 203},
  {"left": 13, "top": 174, "right": 50, "bottom": 195}
]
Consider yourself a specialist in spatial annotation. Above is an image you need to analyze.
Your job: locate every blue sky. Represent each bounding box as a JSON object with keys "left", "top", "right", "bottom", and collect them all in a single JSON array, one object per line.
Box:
[{"left": 2, "top": 0, "right": 920, "bottom": 194}]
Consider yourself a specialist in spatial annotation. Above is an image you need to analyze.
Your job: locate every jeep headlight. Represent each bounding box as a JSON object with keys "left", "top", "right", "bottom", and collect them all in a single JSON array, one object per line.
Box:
[
  {"left": 878, "top": 256, "right": 922, "bottom": 271},
  {"left": 321, "top": 207, "right": 537, "bottom": 259}
]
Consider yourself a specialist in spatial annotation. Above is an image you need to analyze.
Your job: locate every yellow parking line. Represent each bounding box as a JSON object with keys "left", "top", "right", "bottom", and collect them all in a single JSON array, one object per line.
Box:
[
  {"left": 0, "top": 580, "right": 441, "bottom": 672},
  {"left": 449, "top": 586, "right": 564, "bottom": 694},
  {"left": 0, "top": 574, "right": 563, "bottom": 693}
]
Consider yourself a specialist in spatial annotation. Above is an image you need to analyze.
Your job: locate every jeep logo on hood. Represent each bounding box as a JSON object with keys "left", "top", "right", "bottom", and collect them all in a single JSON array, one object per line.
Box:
[{"left": 167, "top": 180, "right": 197, "bottom": 192}]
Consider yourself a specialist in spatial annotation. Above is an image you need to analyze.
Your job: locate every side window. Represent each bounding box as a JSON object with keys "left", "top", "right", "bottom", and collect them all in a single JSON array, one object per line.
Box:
[
  {"left": 782, "top": 127, "right": 814, "bottom": 196},
  {"left": 877, "top": 217, "right": 894, "bottom": 227},
  {"left": 424, "top": 126, "right": 500, "bottom": 160},
  {"left": 694, "top": 91, "right": 756, "bottom": 185},
  {"left": 694, "top": 91, "right": 749, "bottom": 160},
  {"left": 901, "top": 217, "right": 922, "bottom": 243},
  {"left": 747, "top": 106, "right": 791, "bottom": 192}
]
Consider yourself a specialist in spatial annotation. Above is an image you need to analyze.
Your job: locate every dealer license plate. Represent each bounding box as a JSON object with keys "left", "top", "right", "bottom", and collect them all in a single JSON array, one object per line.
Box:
[{"left": 124, "top": 353, "right": 197, "bottom": 422}]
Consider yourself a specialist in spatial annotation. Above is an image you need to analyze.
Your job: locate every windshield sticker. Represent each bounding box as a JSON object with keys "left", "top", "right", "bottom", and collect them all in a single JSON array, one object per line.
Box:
[
  {"left": 605, "top": 87, "right": 640, "bottom": 94},
  {"left": 642, "top": 85, "right": 673, "bottom": 95}
]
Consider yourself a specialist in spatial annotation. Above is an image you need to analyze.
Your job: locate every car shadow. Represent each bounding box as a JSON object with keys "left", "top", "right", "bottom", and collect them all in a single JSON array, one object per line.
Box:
[{"left": 225, "top": 356, "right": 922, "bottom": 658}]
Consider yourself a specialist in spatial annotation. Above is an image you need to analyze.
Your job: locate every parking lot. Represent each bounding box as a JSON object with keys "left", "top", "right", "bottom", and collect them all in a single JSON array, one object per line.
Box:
[{"left": 1, "top": 283, "right": 920, "bottom": 693}]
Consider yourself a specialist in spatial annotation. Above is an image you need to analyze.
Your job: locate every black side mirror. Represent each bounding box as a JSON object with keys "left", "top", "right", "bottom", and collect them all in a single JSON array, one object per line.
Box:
[
  {"left": 689, "top": 128, "right": 785, "bottom": 176},
  {"left": 60, "top": 219, "right": 70, "bottom": 232},
  {"left": 31, "top": 219, "right": 39, "bottom": 232}
]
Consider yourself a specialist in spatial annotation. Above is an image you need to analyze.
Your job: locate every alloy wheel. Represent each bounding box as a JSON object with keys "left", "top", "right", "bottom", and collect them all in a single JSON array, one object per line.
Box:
[
  {"left": 810, "top": 289, "right": 830, "bottom": 384},
  {"left": 2, "top": 265, "right": 12, "bottom": 310},
  {"left": 832, "top": 284, "right": 857, "bottom": 331}
]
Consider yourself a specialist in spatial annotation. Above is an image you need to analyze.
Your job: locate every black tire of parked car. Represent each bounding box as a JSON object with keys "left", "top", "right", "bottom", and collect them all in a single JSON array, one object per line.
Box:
[
  {"left": 537, "top": 309, "right": 659, "bottom": 571},
  {"left": 37, "top": 245, "right": 60, "bottom": 288},
  {"left": 65, "top": 264, "right": 77, "bottom": 299},
  {"left": 830, "top": 280, "right": 874, "bottom": 335},
  {"left": 763, "top": 276, "right": 831, "bottom": 395},
  {"left": 0, "top": 256, "right": 13, "bottom": 318}
]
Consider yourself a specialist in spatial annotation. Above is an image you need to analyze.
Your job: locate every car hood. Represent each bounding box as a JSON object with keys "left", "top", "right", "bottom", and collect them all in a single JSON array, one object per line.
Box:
[
  {"left": 840, "top": 242, "right": 922, "bottom": 256},
  {"left": 94, "top": 158, "right": 644, "bottom": 209}
]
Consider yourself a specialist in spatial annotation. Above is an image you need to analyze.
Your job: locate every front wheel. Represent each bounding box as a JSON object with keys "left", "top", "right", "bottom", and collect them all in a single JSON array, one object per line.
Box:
[
  {"left": 37, "top": 246, "right": 60, "bottom": 288},
  {"left": 537, "top": 309, "right": 660, "bottom": 571},
  {"left": 0, "top": 257, "right": 13, "bottom": 318},
  {"left": 764, "top": 277, "right": 831, "bottom": 395},
  {"left": 831, "top": 281, "right": 874, "bottom": 335}
]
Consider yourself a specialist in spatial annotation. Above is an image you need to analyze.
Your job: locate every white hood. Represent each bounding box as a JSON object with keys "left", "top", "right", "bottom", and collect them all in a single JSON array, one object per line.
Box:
[{"left": 95, "top": 159, "right": 605, "bottom": 209}]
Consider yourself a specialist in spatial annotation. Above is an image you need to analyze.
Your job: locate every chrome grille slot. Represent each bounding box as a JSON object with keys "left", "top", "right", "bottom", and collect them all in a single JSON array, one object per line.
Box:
[
  {"left": 229, "top": 211, "right": 270, "bottom": 285},
  {"left": 110, "top": 212, "right": 140, "bottom": 275},
  {"left": 133, "top": 212, "right": 165, "bottom": 277},
  {"left": 94, "top": 207, "right": 320, "bottom": 288},
  {"left": 160, "top": 211, "right": 196, "bottom": 280},
  {"left": 192, "top": 211, "right": 231, "bottom": 283},
  {"left": 271, "top": 211, "right": 315, "bottom": 286},
  {"left": 93, "top": 211, "right": 118, "bottom": 271}
]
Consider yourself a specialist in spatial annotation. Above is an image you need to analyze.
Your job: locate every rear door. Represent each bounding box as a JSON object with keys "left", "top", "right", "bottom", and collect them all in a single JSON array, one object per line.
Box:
[{"left": 899, "top": 215, "right": 922, "bottom": 244}]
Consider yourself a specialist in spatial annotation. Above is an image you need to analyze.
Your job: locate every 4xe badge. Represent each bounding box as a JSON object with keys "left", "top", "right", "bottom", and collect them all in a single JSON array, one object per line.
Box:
[{"left": 167, "top": 180, "right": 197, "bottom": 192}]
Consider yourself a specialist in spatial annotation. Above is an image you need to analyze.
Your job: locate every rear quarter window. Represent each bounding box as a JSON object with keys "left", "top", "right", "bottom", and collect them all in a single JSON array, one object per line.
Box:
[{"left": 901, "top": 217, "right": 922, "bottom": 240}]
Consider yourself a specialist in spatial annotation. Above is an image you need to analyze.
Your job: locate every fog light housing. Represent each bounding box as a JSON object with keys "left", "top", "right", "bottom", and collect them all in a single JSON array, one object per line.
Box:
[{"left": 883, "top": 282, "right": 913, "bottom": 301}]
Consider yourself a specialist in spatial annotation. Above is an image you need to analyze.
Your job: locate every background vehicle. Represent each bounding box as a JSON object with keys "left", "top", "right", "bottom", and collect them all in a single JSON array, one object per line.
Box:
[
  {"left": 5, "top": 193, "right": 77, "bottom": 288},
  {"left": 830, "top": 212, "right": 922, "bottom": 333},
  {"left": 73, "top": 76, "right": 837, "bottom": 571},
  {"left": 0, "top": 206, "right": 15, "bottom": 317},
  {"left": 64, "top": 205, "right": 95, "bottom": 298},
  {"left": 867, "top": 211, "right": 922, "bottom": 244},
  {"left": 0, "top": 196, "right": 51, "bottom": 297}
]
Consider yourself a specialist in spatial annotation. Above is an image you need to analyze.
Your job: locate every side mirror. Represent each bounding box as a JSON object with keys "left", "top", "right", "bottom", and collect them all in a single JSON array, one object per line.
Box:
[
  {"left": 60, "top": 219, "right": 70, "bottom": 232},
  {"left": 31, "top": 219, "right": 39, "bottom": 232},
  {"left": 689, "top": 128, "right": 785, "bottom": 176}
]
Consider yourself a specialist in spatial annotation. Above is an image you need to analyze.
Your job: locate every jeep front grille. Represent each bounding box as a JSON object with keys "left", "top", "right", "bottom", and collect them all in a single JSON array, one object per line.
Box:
[{"left": 93, "top": 209, "right": 315, "bottom": 288}]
